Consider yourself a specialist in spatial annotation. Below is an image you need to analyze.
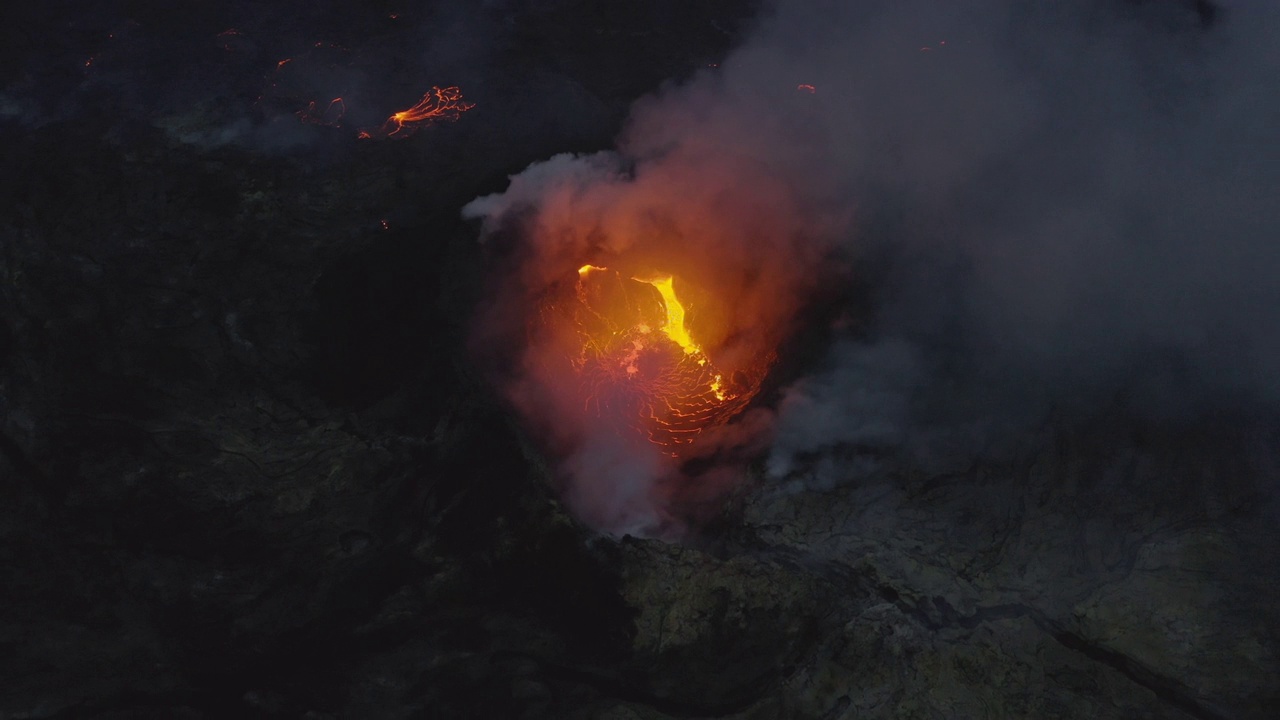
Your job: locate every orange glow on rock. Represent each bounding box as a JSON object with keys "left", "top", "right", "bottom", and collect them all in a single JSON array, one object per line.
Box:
[{"left": 549, "top": 264, "right": 768, "bottom": 454}]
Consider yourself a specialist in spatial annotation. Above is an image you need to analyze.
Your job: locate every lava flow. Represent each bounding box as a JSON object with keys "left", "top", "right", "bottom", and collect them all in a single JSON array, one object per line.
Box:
[
  {"left": 358, "top": 86, "right": 475, "bottom": 139},
  {"left": 554, "top": 264, "right": 767, "bottom": 454}
]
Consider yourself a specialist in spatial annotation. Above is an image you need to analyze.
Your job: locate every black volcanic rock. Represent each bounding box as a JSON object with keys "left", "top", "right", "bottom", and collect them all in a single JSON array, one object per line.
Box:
[{"left": 2, "top": 1, "right": 1276, "bottom": 719}]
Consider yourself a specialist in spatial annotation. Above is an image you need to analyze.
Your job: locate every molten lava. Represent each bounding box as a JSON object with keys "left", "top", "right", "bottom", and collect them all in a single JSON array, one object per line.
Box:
[
  {"left": 259, "top": 46, "right": 472, "bottom": 140},
  {"left": 557, "top": 265, "right": 767, "bottom": 454},
  {"left": 636, "top": 274, "right": 699, "bottom": 355},
  {"left": 358, "top": 86, "right": 475, "bottom": 139}
]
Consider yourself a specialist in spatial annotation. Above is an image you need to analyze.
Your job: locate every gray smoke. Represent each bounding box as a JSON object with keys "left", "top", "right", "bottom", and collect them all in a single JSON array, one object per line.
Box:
[
  {"left": 468, "top": 0, "right": 1279, "bottom": 527},
  {"left": 755, "top": 0, "right": 1280, "bottom": 474}
]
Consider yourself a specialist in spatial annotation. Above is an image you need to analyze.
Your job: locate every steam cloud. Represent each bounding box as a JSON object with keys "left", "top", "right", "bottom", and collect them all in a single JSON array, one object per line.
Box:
[{"left": 466, "top": 0, "right": 1280, "bottom": 533}]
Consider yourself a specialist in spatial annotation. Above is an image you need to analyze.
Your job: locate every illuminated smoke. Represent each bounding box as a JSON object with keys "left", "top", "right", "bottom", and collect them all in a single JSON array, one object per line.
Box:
[
  {"left": 563, "top": 265, "right": 764, "bottom": 451},
  {"left": 464, "top": 142, "right": 836, "bottom": 534},
  {"left": 467, "top": 0, "right": 1280, "bottom": 532}
]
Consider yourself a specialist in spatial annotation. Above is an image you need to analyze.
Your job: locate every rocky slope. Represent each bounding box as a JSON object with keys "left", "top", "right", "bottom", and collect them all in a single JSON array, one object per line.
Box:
[{"left": 2, "top": 1, "right": 1276, "bottom": 718}]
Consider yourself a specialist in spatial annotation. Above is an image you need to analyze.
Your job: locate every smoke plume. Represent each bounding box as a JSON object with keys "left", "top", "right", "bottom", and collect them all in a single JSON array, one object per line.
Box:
[{"left": 465, "top": 0, "right": 1280, "bottom": 533}]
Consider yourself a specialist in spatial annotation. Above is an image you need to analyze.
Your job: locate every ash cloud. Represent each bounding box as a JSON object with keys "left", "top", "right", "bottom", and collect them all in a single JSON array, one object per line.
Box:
[{"left": 468, "top": 0, "right": 1279, "bottom": 530}]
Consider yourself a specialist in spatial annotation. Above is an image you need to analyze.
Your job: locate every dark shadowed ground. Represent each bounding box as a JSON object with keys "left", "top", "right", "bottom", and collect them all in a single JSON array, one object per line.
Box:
[{"left": 2, "top": 1, "right": 1276, "bottom": 719}]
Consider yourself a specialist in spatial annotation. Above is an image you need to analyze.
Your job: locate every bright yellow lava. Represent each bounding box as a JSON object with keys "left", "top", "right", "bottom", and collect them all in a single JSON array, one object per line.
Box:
[
  {"left": 564, "top": 263, "right": 755, "bottom": 447},
  {"left": 634, "top": 275, "right": 699, "bottom": 355}
]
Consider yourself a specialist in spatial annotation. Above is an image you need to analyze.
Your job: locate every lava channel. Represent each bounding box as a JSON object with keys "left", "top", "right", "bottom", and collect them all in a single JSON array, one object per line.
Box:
[{"left": 549, "top": 264, "right": 768, "bottom": 454}]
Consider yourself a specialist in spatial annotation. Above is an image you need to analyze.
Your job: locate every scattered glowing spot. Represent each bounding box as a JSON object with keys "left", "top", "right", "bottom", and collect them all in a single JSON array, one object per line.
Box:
[
  {"left": 217, "top": 28, "right": 245, "bottom": 51},
  {"left": 296, "top": 97, "right": 347, "bottom": 126},
  {"left": 797, "top": 83, "right": 817, "bottom": 93}
]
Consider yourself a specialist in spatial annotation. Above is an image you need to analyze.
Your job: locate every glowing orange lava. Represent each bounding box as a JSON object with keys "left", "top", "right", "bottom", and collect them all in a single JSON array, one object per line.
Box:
[
  {"left": 557, "top": 265, "right": 767, "bottom": 453},
  {"left": 259, "top": 44, "right": 472, "bottom": 140},
  {"left": 358, "top": 86, "right": 475, "bottom": 139}
]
